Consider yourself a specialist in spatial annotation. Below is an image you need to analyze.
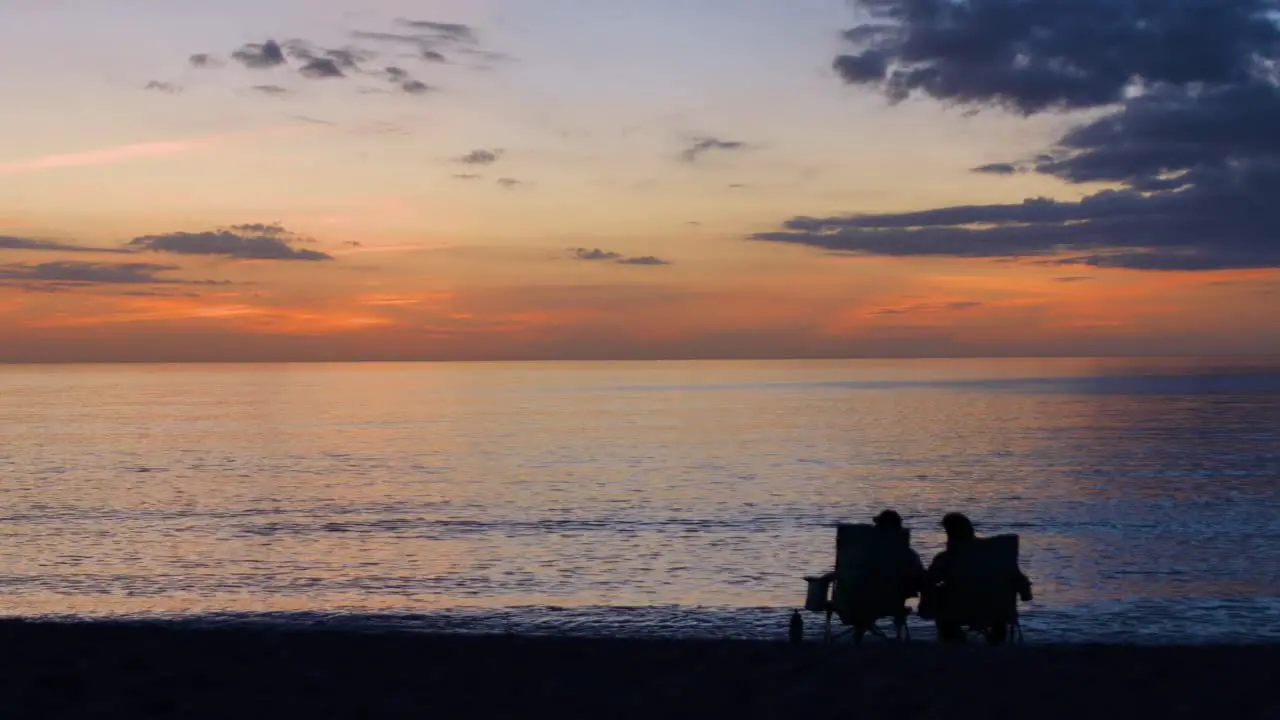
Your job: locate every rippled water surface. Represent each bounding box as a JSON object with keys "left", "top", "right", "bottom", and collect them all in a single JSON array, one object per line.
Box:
[{"left": 2, "top": 358, "right": 1278, "bottom": 642}]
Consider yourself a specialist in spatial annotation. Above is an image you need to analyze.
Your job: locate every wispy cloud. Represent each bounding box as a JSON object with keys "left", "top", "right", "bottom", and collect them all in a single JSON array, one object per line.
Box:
[
  {"left": 456, "top": 149, "right": 503, "bottom": 165},
  {"left": 868, "top": 301, "right": 984, "bottom": 317},
  {"left": 0, "top": 126, "right": 315, "bottom": 175},
  {"left": 680, "top": 136, "right": 749, "bottom": 163},
  {"left": 0, "top": 261, "right": 187, "bottom": 286},
  {"left": 144, "top": 81, "right": 182, "bottom": 94},
  {"left": 0, "top": 139, "right": 211, "bottom": 175},
  {"left": 1, "top": 235, "right": 130, "bottom": 254},
  {"left": 569, "top": 248, "right": 672, "bottom": 266}
]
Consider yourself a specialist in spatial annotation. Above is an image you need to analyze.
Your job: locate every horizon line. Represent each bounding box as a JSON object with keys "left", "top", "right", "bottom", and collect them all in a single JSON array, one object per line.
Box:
[{"left": 2, "top": 353, "right": 1278, "bottom": 367}]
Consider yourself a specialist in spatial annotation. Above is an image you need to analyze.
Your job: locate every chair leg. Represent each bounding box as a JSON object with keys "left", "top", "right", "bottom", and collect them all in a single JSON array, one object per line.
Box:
[
  {"left": 824, "top": 610, "right": 833, "bottom": 644},
  {"left": 895, "top": 615, "right": 910, "bottom": 641}
]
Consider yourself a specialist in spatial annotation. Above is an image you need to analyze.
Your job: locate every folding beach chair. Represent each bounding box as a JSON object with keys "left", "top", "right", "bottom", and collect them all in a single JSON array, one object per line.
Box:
[
  {"left": 944, "top": 534, "right": 1026, "bottom": 645},
  {"left": 803, "top": 523, "right": 914, "bottom": 644}
]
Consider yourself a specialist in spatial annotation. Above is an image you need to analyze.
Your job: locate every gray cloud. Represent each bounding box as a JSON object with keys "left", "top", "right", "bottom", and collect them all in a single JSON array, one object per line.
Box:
[
  {"left": 375, "top": 66, "right": 432, "bottom": 94},
  {"left": 299, "top": 58, "right": 345, "bottom": 79},
  {"left": 681, "top": 136, "right": 748, "bottom": 163},
  {"left": 569, "top": 248, "right": 672, "bottom": 266},
  {"left": 616, "top": 256, "right": 671, "bottom": 266},
  {"left": 833, "top": 0, "right": 1279, "bottom": 115},
  {"left": 972, "top": 163, "right": 1018, "bottom": 175},
  {"left": 129, "top": 224, "right": 333, "bottom": 261},
  {"left": 351, "top": 19, "right": 506, "bottom": 68},
  {"left": 288, "top": 115, "right": 332, "bottom": 126},
  {"left": 457, "top": 149, "right": 503, "bottom": 165},
  {"left": 0, "top": 261, "right": 184, "bottom": 285},
  {"left": 1, "top": 235, "right": 129, "bottom": 254},
  {"left": 396, "top": 19, "right": 477, "bottom": 43},
  {"left": 401, "top": 79, "right": 433, "bottom": 94},
  {"left": 1055, "top": 276, "right": 1096, "bottom": 283},
  {"left": 572, "top": 248, "right": 622, "bottom": 261},
  {"left": 453, "top": 173, "right": 483, "bottom": 180},
  {"left": 188, "top": 53, "right": 221, "bottom": 68},
  {"left": 231, "top": 40, "right": 286, "bottom": 69},
  {"left": 199, "top": 20, "right": 503, "bottom": 98},
  {"left": 323, "top": 48, "right": 366, "bottom": 71},
  {"left": 455, "top": 47, "right": 516, "bottom": 65},
  {"left": 227, "top": 223, "right": 288, "bottom": 236},
  {"left": 252, "top": 85, "right": 290, "bottom": 96},
  {"left": 144, "top": 81, "right": 181, "bottom": 94},
  {"left": 496, "top": 177, "right": 523, "bottom": 189},
  {"left": 350, "top": 31, "right": 423, "bottom": 45},
  {"left": 283, "top": 41, "right": 369, "bottom": 74},
  {"left": 757, "top": 0, "right": 1280, "bottom": 271}
]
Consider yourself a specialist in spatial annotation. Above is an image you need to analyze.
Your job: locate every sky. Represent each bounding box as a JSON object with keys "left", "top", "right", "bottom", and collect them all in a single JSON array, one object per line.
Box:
[{"left": 2, "top": 0, "right": 1279, "bottom": 362}]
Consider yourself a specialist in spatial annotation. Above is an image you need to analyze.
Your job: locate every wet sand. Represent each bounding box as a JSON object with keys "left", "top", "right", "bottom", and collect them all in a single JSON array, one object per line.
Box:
[{"left": 2, "top": 620, "right": 1277, "bottom": 719}]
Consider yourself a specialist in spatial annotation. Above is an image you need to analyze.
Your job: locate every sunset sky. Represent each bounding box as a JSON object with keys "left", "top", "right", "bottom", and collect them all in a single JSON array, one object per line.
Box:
[{"left": 3, "top": 0, "right": 1278, "bottom": 362}]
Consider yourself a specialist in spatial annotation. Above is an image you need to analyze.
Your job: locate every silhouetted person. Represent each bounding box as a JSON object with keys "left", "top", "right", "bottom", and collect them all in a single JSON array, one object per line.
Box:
[
  {"left": 872, "top": 509, "right": 926, "bottom": 602},
  {"left": 922, "top": 512, "right": 1032, "bottom": 645}
]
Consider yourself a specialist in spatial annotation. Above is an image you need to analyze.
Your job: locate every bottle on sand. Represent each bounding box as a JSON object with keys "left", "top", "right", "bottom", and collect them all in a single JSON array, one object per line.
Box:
[{"left": 789, "top": 609, "right": 804, "bottom": 644}]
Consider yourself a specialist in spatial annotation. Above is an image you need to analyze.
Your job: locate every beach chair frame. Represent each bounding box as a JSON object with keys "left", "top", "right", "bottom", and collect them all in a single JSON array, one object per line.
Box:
[
  {"left": 947, "top": 534, "right": 1027, "bottom": 646},
  {"left": 803, "top": 523, "right": 916, "bottom": 645},
  {"left": 803, "top": 574, "right": 911, "bottom": 644}
]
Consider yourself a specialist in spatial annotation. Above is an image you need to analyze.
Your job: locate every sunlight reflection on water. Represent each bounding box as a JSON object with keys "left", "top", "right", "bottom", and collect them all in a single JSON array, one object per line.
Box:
[{"left": 2, "top": 358, "right": 1278, "bottom": 643}]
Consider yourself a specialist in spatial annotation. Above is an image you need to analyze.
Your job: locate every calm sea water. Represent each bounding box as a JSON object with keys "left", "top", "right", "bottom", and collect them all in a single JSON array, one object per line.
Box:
[{"left": 2, "top": 358, "right": 1278, "bottom": 643}]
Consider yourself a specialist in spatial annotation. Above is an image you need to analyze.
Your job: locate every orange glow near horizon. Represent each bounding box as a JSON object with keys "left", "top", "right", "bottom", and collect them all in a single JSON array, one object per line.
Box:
[{"left": 3, "top": 250, "right": 1279, "bottom": 362}]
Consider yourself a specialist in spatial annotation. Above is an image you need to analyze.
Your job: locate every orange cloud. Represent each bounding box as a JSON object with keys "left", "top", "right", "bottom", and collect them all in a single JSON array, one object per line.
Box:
[
  {"left": 26, "top": 295, "right": 392, "bottom": 335},
  {"left": 5, "top": 257, "right": 1280, "bottom": 362}
]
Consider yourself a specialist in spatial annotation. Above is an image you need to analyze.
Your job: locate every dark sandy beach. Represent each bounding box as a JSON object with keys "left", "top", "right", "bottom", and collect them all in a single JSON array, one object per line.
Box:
[{"left": 1, "top": 620, "right": 1277, "bottom": 719}]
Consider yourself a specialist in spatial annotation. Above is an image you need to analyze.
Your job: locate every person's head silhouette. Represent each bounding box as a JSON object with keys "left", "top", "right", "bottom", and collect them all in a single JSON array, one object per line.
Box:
[
  {"left": 941, "top": 512, "right": 975, "bottom": 545},
  {"left": 873, "top": 509, "right": 904, "bottom": 530}
]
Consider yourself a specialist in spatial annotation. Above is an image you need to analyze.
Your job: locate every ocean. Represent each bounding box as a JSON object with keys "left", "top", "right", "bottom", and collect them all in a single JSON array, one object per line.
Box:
[{"left": 2, "top": 357, "right": 1278, "bottom": 643}]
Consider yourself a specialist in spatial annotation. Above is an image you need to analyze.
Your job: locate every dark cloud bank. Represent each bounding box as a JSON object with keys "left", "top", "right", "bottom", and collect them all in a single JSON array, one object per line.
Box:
[{"left": 757, "top": 0, "right": 1280, "bottom": 271}]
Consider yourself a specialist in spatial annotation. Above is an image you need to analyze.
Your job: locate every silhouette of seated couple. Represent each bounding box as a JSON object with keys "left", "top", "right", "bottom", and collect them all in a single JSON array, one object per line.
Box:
[{"left": 849, "top": 510, "right": 1032, "bottom": 645}]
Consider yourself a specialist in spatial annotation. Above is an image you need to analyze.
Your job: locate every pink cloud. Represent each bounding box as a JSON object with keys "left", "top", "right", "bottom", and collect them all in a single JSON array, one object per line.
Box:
[{"left": 0, "top": 126, "right": 318, "bottom": 175}]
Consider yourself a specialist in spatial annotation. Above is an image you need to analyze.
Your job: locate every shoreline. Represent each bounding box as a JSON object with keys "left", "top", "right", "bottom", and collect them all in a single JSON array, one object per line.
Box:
[{"left": 4, "top": 620, "right": 1278, "bottom": 718}]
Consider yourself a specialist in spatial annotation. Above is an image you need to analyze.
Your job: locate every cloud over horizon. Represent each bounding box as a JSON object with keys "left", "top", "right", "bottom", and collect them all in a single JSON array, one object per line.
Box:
[
  {"left": 758, "top": 0, "right": 1280, "bottom": 271},
  {"left": 2, "top": 235, "right": 129, "bottom": 255},
  {"left": 569, "top": 248, "right": 671, "bottom": 266},
  {"left": 0, "top": 261, "right": 187, "bottom": 286},
  {"left": 129, "top": 223, "right": 334, "bottom": 261}
]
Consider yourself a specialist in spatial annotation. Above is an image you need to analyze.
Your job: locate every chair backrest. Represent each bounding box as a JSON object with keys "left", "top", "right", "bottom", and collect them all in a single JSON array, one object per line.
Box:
[
  {"left": 831, "top": 523, "right": 912, "bottom": 623},
  {"left": 946, "top": 534, "right": 1020, "bottom": 622}
]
